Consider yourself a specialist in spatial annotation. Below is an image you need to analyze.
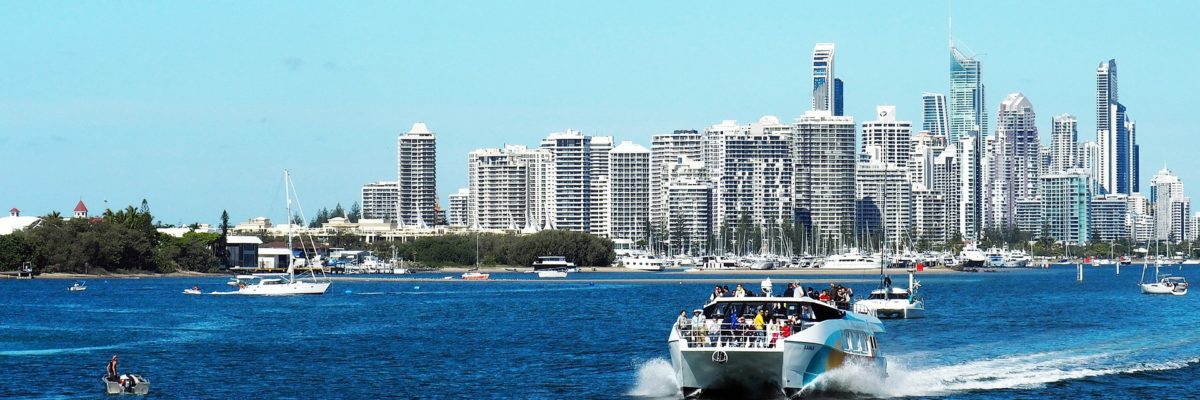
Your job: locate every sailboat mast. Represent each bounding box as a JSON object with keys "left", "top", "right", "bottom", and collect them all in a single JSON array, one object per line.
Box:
[{"left": 285, "top": 170, "right": 294, "bottom": 280}]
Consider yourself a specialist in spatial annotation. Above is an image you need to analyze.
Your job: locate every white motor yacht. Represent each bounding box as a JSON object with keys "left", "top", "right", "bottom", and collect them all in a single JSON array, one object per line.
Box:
[
  {"left": 670, "top": 296, "right": 886, "bottom": 398},
  {"left": 853, "top": 271, "right": 925, "bottom": 319},
  {"left": 532, "top": 256, "right": 578, "bottom": 271},
  {"left": 536, "top": 270, "right": 568, "bottom": 278},
  {"left": 618, "top": 254, "right": 667, "bottom": 271},
  {"left": 68, "top": 281, "right": 87, "bottom": 292},
  {"left": 820, "top": 254, "right": 880, "bottom": 269},
  {"left": 959, "top": 246, "right": 987, "bottom": 268}
]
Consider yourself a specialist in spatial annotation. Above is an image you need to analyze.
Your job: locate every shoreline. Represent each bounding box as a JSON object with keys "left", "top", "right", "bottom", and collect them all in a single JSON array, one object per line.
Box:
[{"left": 8, "top": 266, "right": 971, "bottom": 279}]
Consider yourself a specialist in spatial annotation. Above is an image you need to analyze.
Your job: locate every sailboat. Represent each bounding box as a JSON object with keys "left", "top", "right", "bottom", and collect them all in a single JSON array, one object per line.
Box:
[
  {"left": 462, "top": 227, "right": 490, "bottom": 280},
  {"left": 1140, "top": 241, "right": 1188, "bottom": 295},
  {"left": 232, "top": 171, "right": 331, "bottom": 295}
]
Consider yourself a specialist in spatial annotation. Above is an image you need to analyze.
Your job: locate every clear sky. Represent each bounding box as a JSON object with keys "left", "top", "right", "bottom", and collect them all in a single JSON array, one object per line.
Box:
[{"left": 2, "top": 1, "right": 1197, "bottom": 225}]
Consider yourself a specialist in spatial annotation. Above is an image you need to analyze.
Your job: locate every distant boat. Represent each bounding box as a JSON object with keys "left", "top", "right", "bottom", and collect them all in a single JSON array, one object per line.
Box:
[
  {"left": 461, "top": 271, "right": 490, "bottom": 280},
  {"left": 104, "top": 374, "right": 150, "bottom": 395},
  {"left": 182, "top": 285, "right": 202, "bottom": 295},
  {"left": 533, "top": 256, "right": 578, "bottom": 271},
  {"left": 821, "top": 254, "right": 880, "bottom": 269},
  {"left": 536, "top": 270, "right": 568, "bottom": 278},
  {"left": 1140, "top": 256, "right": 1188, "bottom": 296},
  {"left": 68, "top": 281, "right": 87, "bottom": 292},
  {"left": 618, "top": 254, "right": 667, "bottom": 271}
]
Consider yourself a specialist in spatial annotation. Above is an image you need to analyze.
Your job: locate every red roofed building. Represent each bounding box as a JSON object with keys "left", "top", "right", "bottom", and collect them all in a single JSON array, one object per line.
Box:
[
  {"left": 73, "top": 200, "right": 88, "bottom": 218},
  {"left": 8, "top": 208, "right": 18, "bottom": 217}
]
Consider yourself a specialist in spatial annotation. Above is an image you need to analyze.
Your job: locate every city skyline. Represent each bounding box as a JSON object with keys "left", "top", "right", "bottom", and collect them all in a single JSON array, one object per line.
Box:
[{"left": 2, "top": 2, "right": 1198, "bottom": 224}]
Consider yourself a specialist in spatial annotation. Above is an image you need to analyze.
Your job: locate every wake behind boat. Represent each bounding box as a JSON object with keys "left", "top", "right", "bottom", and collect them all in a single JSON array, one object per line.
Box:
[{"left": 669, "top": 285, "right": 886, "bottom": 398}]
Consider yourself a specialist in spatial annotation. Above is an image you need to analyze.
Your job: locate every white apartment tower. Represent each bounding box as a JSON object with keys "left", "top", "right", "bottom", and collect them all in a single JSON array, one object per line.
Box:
[
  {"left": 1040, "top": 169, "right": 1092, "bottom": 245},
  {"left": 608, "top": 141, "right": 651, "bottom": 243},
  {"left": 650, "top": 130, "right": 704, "bottom": 229},
  {"left": 361, "top": 181, "right": 399, "bottom": 221},
  {"left": 855, "top": 153, "right": 911, "bottom": 249},
  {"left": 539, "top": 130, "right": 612, "bottom": 235},
  {"left": 1150, "top": 167, "right": 1189, "bottom": 241},
  {"left": 861, "top": 105, "right": 913, "bottom": 167},
  {"left": 468, "top": 146, "right": 533, "bottom": 230},
  {"left": 668, "top": 181, "right": 712, "bottom": 255},
  {"left": 985, "top": 93, "right": 1040, "bottom": 231},
  {"left": 794, "top": 110, "right": 856, "bottom": 243},
  {"left": 447, "top": 188, "right": 470, "bottom": 227},
  {"left": 1050, "top": 114, "right": 1078, "bottom": 172},
  {"left": 705, "top": 117, "right": 794, "bottom": 241},
  {"left": 397, "top": 123, "right": 438, "bottom": 228}
]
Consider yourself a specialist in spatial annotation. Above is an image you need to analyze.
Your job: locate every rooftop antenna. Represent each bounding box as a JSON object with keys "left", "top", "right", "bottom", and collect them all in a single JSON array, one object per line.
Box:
[{"left": 948, "top": 0, "right": 953, "bottom": 49}]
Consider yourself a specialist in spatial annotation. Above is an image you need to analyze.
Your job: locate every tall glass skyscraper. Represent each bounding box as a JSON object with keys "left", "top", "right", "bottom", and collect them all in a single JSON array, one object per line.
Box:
[
  {"left": 921, "top": 92, "right": 949, "bottom": 137},
  {"left": 949, "top": 47, "right": 986, "bottom": 143},
  {"left": 1096, "top": 59, "right": 1137, "bottom": 195},
  {"left": 812, "top": 43, "right": 840, "bottom": 115}
]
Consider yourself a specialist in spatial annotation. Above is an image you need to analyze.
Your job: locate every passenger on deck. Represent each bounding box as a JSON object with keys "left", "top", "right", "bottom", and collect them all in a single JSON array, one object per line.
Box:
[
  {"left": 691, "top": 309, "right": 705, "bottom": 342},
  {"left": 780, "top": 317, "right": 793, "bottom": 338},
  {"left": 766, "top": 319, "right": 780, "bottom": 347},
  {"left": 783, "top": 282, "right": 795, "bottom": 297},
  {"left": 734, "top": 284, "right": 747, "bottom": 297},
  {"left": 818, "top": 290, "right": 831, "bottom": 303},
  {"left": 106, "top": 355, "right": 118, "bottom": 381},
  {"left": 706, "top": 317, "right": 720, "bottom": 345},
  {"left": 753, "top": 310, "right": 766, "bottom": 347},
  {"left": 677, "top": 310, "right": 688, "bottom": 329}
]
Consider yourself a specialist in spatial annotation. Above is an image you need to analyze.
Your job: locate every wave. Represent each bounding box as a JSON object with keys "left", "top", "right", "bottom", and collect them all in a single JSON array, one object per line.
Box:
[
  {"left": 628, "top": 358, "right": 681, "bottom": 398},
  {"left": 811, "top": 347, "right": 1200, "bottom": 398}
]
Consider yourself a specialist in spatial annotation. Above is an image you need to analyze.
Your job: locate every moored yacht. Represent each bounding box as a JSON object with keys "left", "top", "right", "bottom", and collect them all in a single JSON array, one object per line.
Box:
[
  {"left": 670, "top": 295, "right": 886, "bottom": 398},
  {"left": 618, "top": 254, "right": 667, "bottom": 271},
  {"left": 227, "top": 171, "right": 331, "bottom": 296},
  {"left": 1140, "top": 260, "right": 1187, "bottom": 295},
  {"left": 959, "top": 246, "right": 987, "bottom": 268},
  {"left": 532, "top": 256, "right": 577, "bottom": 271},
  {"left": 820, "top": 254, "right": 880, "bottom": 269}
]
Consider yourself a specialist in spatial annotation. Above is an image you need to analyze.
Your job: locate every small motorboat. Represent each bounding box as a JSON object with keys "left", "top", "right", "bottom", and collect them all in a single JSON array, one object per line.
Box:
[
  {"left": 182, "top": 286, "right": 202, "bottom": 295},
  {"left": 69, "top": 281, "right": 87, "bottom": 292},
  {"left": 104, "top": 374, "right": 150, "bottom": 395},
  {"left": 683, "top": 268, "right": 700, "bottom": 272},
  {"left": 461, "top": 271, "right": 490, "bottom": 280}
]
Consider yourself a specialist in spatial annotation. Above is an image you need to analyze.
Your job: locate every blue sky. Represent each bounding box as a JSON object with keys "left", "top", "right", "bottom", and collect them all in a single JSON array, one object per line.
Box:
[{"left": 2, "top": 1, "right": 1197, "bottom": 225}]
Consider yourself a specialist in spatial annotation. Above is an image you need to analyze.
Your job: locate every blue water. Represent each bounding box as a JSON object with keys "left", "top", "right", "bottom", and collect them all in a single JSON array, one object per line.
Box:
[{"left": 2, "top": 266, "right": 1199, "bottom": 399}]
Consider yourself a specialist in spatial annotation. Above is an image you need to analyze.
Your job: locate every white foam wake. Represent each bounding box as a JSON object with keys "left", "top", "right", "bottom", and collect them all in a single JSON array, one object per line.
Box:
[
  {"left": 810, "top": 349, "right": 1200, "bottom": 398},
  {"left": 628, "top": 358, "right": 681, "bottom": 399}
]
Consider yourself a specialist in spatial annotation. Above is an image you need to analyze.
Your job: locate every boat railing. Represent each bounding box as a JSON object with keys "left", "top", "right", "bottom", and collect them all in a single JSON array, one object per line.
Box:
[{"left": 674, "top": 320, "right": 810, "bottom": 349}]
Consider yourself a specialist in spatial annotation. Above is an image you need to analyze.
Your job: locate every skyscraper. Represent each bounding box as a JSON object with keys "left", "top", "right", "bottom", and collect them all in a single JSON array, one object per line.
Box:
[
  {"left": 949, "top": 43, "right": 985, "bottom": 239},
  {"left": 467, "top": 146, "right": 536, "bottom": 230},
  {"left": 794, "top": 110, "right": 856, "bottom": 243},
  {"left": 650, "top": 130, "right": 704, "bottom": 229},
  {"left": 361, "top": 181, "right": 398, "bottom": 221},
  {"left": 1096, "top": 59, "right": 1137, "bottom": 195},
  {"left": 985, "top": 93, "right": 1039, "bottom": 231},
  {"left": 833, "top": 78, "right": 844, "bottom": 117},
  {"left": 812, "top": 43, "right": 838, "bottom": 113},
  {"left": 1050, "top": 114, "right": 1078, "bottom": 172},
  {"left": 921, "top": 92, "right": 949, "bottom": 138},
  {"left": 706, "top": 117, "right": 794, "bottom": 243},
  {"left": 608, "top": 141, "right": 651, "bottom": 243},
  {"left": 1150, "top": 167, "right": 1189, "bottom": 241},
  {"left": 1040, "top": 169, "right": 1092, "bottom": 245},
  {"left": 949, "top": 48, "right": 986, "bottom": 143},
  {"left": 861, "top": 105, "right": 913, "bottom": 167},
  {"left": 396, "top": 122, "right": 438, "bottom": 228}
]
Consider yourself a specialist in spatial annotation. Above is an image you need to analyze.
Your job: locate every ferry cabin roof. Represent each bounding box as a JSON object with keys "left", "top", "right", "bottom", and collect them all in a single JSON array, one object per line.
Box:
[{"left": 700, "top": 297, "right": 884, "bottom": 332}]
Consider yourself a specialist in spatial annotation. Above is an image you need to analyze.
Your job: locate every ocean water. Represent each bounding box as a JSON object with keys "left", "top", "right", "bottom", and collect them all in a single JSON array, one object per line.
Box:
[{"left": 1, "top": 265, "right": 1198, "bottom": 399}]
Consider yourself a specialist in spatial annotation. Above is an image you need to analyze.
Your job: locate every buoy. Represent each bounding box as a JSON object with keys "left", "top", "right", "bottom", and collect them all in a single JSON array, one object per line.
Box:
[
  {"left": 344, "top": 289, "right": 353, "bottom": 294},
  {"left": 413, "top": 286, "right": 420, "bottom": 290}
]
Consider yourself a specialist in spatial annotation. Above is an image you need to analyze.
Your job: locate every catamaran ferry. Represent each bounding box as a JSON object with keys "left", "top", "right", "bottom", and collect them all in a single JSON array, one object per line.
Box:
[{"left": 669, "top": 293, "right": 887, "bottom": 398}]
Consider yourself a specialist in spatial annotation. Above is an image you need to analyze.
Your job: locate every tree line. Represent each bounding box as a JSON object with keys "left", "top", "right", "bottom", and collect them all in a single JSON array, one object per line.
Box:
[
  {"left": 0, "top": 201, "right": 223, "bottom": 274},
  {"left": 345, "top": 229, "right": 616, "bottom": 268}
]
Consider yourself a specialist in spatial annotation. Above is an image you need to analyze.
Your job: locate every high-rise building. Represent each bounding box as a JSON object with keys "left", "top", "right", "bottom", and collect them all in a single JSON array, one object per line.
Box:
[
  {"left": 361, "top": 181, "right": 399, "bottom": 221},
  {"left": 467, "top": 146, "right": 537, "bottom": 230},
  {"left": 1096, "top": 59, "right": 1138, "bottom": 195},
  {"left": 1150, "top": 167, "right": 1189, "bottom": 241},
  {"left": 705, "top": 117, "right": 794, "bottom": 243},
  {"left": 908, "top": 132, "right": 947, "bottom": 189},
  {"left": 588, "top": 136, "right": 614, "bottom": 236},
  {"left": 932, "top": 143, "right": 961, "bottom": 240},
  {"left": 1050, "top": 114, "right": 1078, "bottom": 172},
  {"left": 921, "top": 92, "right": 949, "bottom": 138},
  {"left": 608, "top": 141, "right": 651, "bottom": 243},
  {"left": 794, "top": 110, "right": 856, "bottom": 243},
  {"left": 650, "top": 130, "right": 704, "bottom": 229},
  {"left": 1040, "top": 169, "right": 1092, "bottom": 245},
  {"left": 396, "top": 122, "right": 438, "bottom": 227},
  {"left": 1090, "top": 194, "right": 1129, "bottom": 241},
  {"left": 855, "top": 153, "right": 911, "bottom": 248},
  {"left": 957, "top": 134, "right": 983, "bottom": 240},
  {"left": 861, "top": 105, "right": 913, "bottom": 167},
  {"left": 447, "top": 188, "right": 470, "bottom": 227},
  {"left": 985, "top": 93, "right": 1040, "bottom": 231},
  {"left": 540, "top": 130, "right": 597, "bottom": 233},
  {"left": 949, "top": 47, "right": 986, "bottom": 144},
  {"left": 911, "top": 186, "right": 947, "bottom": 244},
  {"left": 667, "top": 181, "right": 713, "bottom": 255},
  {"left": 812, "top": 43, "right": 838, "bottom": 114},
  {"left": 833, "top": 79, "right": 845, "bottom": 117}
]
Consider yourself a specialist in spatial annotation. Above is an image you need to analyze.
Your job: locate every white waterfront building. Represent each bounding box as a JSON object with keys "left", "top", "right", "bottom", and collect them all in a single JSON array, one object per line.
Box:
[
  {"left": 1050, "top": 114, "right": 1078, "bottom": 172},
  {"left": 397, "top": 122, "right": 438, "bottom": 228},
  {"left": 1090, "top": 193, "right": 1128, "bottom": 242},
  {"left": 855, "top": 149, "right": 911, "bottom": 248},
  {"left": 667, "top": 180, "right": 713, "bottom": 255},
  {"left": 861, "top": 105, "right": 913, "bottom": 167},
  {"left": 1150, "top": 167, "right": 1189, "bottom": 241},
  {"left": 540, "top": 130, "right": 612, "bottom": 235},
  {"left": 361, "top": 181, "right": 399, "bottom": 221},
  {"left": 650, "top": 130, "right": 704, "bottom": 230},
  {"left": 704, "top": 117, "right": 794, "bottom": 241},
  {"left": 794, "top": 110, "right": 856, "bottom": 243},
  {"left": 447, "top": 188, "right": 469, "bottom": 227},
  {"left": 608, "top": 141, "right": 651, "bottom": 242}
]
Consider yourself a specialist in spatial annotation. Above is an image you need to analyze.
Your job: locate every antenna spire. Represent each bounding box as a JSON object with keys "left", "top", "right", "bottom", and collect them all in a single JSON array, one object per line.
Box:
[{"left": 948, "top": 0, "right": 954, "bottom": 49}]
